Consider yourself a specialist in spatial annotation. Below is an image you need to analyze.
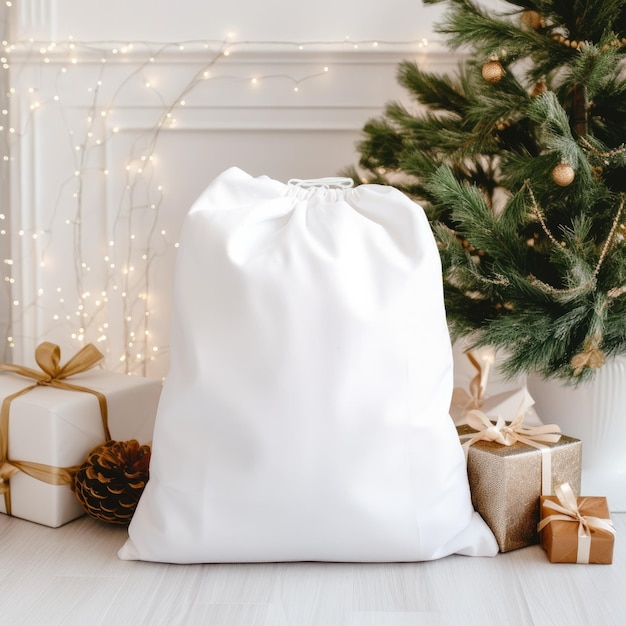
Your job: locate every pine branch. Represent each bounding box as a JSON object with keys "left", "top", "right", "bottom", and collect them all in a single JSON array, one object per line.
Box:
[
  {"left": 352, "top": 0, "right": 626, "bottom": 380},
  {"left": 432, "top": 0, "right": 547, "bottom": 60},
  {"left": 397, "top": 61, "right": 469, "bottom": 112}
]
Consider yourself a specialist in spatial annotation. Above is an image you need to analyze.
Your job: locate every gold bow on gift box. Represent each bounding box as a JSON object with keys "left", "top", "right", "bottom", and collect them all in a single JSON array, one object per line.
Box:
[
  {"left": 460, "top": 409, "right": 562, "bottom": 450},
  {"left": 460, "top": 408, "right": 562, "bottom": 495},
  {"left": 0, "top": 342, "right": 110, "bottom": 515}
]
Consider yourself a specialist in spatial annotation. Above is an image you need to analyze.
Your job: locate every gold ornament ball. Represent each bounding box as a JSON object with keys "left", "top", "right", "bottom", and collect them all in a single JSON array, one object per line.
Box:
[
  {"left": 521, "top": 10, "right": 542, "bottom": 29},
  {"left": 552, "top": 162, "right": 576, "bottom": 186},
  {"left": 482, "top": 60, "right": 505, "bottom": 83}
]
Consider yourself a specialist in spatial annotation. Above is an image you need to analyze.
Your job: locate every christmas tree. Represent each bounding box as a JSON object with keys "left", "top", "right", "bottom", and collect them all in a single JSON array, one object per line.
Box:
[{"left": 352, "top": 0, "right": 626, "bottom": 382}]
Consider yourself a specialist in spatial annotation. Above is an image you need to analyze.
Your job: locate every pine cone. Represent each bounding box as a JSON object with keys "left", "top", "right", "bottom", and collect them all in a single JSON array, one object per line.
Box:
[{"left": 73, "top": 439, "right": 151, "bottom": 525}]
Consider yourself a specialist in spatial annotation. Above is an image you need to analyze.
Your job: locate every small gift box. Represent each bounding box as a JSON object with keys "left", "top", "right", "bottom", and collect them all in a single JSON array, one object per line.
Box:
[
  {"left": 458, "top": 410, "right": 582, "bottom": 552},
  {"left": 0, "top": 343, "right": 161, "bottom": 527},
  {"left": 539, "top": 482, "right": 615, "bottom": 564}
]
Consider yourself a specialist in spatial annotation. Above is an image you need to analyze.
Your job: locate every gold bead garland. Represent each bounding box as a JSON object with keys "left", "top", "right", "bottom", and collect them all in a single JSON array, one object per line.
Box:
[
  {"left": 524, "top": 181, "right": 625, "bottom": 296},
  {"left": 579, "top": 137, "right": 626, "bottom": 161},
  {"left": 551, "top": 32, "right": 586, "bottom": 50}
]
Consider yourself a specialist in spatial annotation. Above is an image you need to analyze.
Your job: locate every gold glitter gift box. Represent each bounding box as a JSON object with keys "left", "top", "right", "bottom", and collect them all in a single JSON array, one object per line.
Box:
[{"left": 457, "top": 413, "right": 582, "bottom": 552}]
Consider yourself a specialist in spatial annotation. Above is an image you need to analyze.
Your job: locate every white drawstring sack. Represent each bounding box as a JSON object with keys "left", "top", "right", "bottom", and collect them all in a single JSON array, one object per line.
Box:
[{"left": 119, "top": 167, "right": 496, "bottom": 563}]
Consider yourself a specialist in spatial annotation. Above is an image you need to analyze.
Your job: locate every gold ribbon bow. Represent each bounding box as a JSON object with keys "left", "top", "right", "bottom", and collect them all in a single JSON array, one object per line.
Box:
[
  {"left": 538, "top": 482, "right": 616, "bottom": 564},
  {"left": 451, "top": 351, "right": 493, "bottom": 415},
  {"left": 461, "top": 408, "right": 562, "bottom": 451},
  {"left": 0, "top": 342, "right": 110, "bottom": 515},
  {"left": 460, "top": 407, "right": 562, "bottom": 494}
]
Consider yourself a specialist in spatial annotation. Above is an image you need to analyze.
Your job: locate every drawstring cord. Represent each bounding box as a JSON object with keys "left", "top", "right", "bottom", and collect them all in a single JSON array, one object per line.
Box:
[{"left": 287, "top": 177, "right": 354, "bottom": 189}]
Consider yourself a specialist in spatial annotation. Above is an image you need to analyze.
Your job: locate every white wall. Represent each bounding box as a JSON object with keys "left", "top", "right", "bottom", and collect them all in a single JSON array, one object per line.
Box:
[
  {"left": 5, "top": 1, "right": 502, "bottom": 378},
  {"left": 19, "top": 0, "right": 447, "bottom": 43}
]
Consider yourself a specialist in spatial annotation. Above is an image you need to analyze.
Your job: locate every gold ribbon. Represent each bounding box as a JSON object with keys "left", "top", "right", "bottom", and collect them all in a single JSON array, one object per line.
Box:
[
  {"left": 461, "top": 408, "right": 561, "bottom": 450},
  {"left": 538, "top": 482, "right": 616, "bottom": 564},
  {"left": 460, "top": 407, "right": 562, "bottom": 494},
  {"left": 451, "top": 351, "right": 493, "bottom": 415},
  {"left": 0, "top": 342, "right": 110, "bottom": 516}
]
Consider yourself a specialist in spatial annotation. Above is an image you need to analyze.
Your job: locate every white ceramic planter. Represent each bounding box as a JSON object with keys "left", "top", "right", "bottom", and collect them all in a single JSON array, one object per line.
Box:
[{"left": 527, "top": 356, "right": 626, "bottom": 512}]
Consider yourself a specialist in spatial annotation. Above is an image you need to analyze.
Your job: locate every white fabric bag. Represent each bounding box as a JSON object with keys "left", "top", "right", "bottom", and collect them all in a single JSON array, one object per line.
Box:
[{"left": 119, "top": 167, "right": 496, "bottom": 563}]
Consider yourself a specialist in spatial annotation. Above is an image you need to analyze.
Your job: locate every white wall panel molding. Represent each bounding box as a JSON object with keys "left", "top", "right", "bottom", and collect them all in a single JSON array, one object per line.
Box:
[
  {"left": 15, "top": 0, "right": 52, "bottom": 40},
  {"left": 0, "top": 3, "right": 12, "bottom": 360},
  {"left": 19, "top": 0, "right": 451, "bottom": 43},
  {"left": 8, "top": 43, "right": 458, "bottom": 377}
]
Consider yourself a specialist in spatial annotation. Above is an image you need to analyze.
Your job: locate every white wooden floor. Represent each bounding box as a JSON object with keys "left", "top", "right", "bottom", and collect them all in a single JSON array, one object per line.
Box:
[{"left": 1, "top": 513, "right": 624, "bottom": 626}]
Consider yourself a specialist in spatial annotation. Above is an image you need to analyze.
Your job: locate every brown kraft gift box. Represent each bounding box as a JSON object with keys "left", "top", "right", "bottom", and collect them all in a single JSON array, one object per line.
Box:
[{"left": 539, "top": 484, "right": 615, "bottom": 564}]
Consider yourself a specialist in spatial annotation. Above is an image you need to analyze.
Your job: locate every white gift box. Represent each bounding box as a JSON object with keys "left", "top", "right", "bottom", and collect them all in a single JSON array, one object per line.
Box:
[
  {"left": 0, "top": 370, "right": 161, "bottom": 527},
  {"left": 451, "top": 385, "right": 541, "bottom": 426},
  {"left": 450, "top": 345, "right": 542, "bottom": 426}
]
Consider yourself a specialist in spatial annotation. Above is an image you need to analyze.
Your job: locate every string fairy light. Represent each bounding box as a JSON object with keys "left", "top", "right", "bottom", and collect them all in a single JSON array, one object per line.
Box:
[{"left": 1, "top": 18, "right": 431, "bottom": 376}]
